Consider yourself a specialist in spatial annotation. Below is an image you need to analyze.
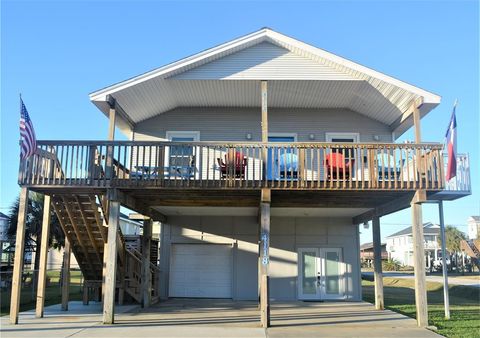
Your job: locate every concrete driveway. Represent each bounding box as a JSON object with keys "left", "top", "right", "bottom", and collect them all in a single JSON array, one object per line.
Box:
[{"left": 1, "top": 300, "right": 442, "bottom": 338}]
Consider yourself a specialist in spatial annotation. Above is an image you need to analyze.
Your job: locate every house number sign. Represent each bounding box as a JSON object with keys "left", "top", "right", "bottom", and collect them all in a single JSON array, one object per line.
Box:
[{"left": 261, "top": 233, "right": 269, "bottom": 265}]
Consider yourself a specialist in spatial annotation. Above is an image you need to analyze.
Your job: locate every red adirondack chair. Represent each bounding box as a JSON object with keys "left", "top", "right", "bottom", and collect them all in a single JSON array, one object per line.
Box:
[
  {"left": 325, "top": 152, "right": 355, "bottom": 180},
  {"left": 217, "top": 150, "right": 247, "bottom": 178}
]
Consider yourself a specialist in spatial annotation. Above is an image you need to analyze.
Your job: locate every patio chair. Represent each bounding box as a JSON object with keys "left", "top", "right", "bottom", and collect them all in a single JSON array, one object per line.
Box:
[
  {"left": 377, "top": 153, "right": 402, "bottom": 180},
  {"left": 278, "top": 152, "right": 298, "bottom": 179},
  {"left": 164, "top": 155, "right": 196, "bottom": 180},
  {"left": 130, "top": 165, "right": 159, "bottom": 180},
  {"left": 325, "top": 152, "right": 355, "bottom": 180},
  {"left": 217, "top": 150, "right": 247, "bottom": 178}
]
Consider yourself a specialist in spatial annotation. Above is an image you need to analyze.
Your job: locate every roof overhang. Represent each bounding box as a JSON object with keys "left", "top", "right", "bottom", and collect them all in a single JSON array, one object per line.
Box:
[{"left": 90, "top": 28, "right": 441, "bottom": 138}]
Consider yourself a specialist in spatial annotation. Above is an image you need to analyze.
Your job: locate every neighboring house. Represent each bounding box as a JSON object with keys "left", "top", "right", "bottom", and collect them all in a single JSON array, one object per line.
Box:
[
  {"left": 386, "top": 222, "right": 440, "bottom": 268},
  {"left": 467, "top": 216, "right": 480, "bottom": 240},
  {"left": 360, "top": 242, "right": 388, "bottom": 264},
  {"left": 0, "top": 212, "right": 12, "bottom": 265},
  {"left": 12, "top": 28, "right": 471, "bottom": 326}
]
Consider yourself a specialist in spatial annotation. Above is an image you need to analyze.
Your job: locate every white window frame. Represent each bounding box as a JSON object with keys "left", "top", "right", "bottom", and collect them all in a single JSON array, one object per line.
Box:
[{"left": 325, "top": 132, "right": 359, "bottom": 143}]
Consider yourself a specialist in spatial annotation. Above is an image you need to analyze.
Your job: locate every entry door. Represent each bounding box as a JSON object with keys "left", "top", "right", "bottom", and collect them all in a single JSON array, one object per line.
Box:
[{"left": 298, "top": 248, "right": 344, "bottom": 300}]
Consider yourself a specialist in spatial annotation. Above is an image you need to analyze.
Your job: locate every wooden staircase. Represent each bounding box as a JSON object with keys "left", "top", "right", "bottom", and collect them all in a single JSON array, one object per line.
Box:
[
  {"left": 51, "top": 194, "right": 150, "bottom": 304},
  {"left": 52, "top": 194, "right": 106, "bottom": 282},
  {"left": 461, "top": 239, "right": 480, "bottom": 270}
]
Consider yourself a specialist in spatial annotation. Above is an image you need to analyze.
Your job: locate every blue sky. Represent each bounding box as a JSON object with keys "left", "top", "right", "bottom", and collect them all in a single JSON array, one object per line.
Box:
[{"left": 1, "top": 0, "right": 478, "bottom": 243}]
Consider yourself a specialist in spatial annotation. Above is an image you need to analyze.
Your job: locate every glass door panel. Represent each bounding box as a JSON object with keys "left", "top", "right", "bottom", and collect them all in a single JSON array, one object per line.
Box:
[
  {"left": 320, "top": 248, "right": 344, "bottom": 300},
  {"left": 298, "top": 248, "right": 320, "bottom": 299}
]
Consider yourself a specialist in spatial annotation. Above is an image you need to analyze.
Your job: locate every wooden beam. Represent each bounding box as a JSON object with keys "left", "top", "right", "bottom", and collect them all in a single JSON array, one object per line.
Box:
[
  {"left": 372, "top": 216, "right": 384, "bottom": 310},
  {"left": 61, "top": 238, "right": 71, "bottom": 311},
  {"left": 141, "top": 219, "right": 152, "bottom": 308},
  {"left": 35, "top": 195, "right": 52, "bottom": 318},
  {"left": 129, "top": 213, "right": 150, "bottom": 220},
  {"left": 103, "top": 199, "right": 120, "bottom": 324},
  {"left": 113, "top": 99, "right": 135, "bottom": 131},
  {"left": 411, "top": 192, "right": 428, "bottom": 327},
  {"left": 10, "top": 187, "right": 29, "bottom": 324},
  {"left": 352, "top": 192, "right": 415, "bottom": 225},
  {"left": 259, "top": 188, "right": 270, "bottom": 328}
]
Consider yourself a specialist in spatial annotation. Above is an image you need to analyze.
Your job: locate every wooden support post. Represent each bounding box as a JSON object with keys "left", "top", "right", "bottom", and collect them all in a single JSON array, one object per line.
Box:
[
  {"left": 103, "top": 197, "right": 120, "bottom": 324},
  {"left": 141, "top": 218, "right": 153, "bottom": 308},
  {"left": 412, "top": 101, "right": 424, "bottom": 185},
  {"left": 83, "top": 281, "right": 89, "bottom": 305},
  {"left": 105, "top": 96, "right": 116, "bottom": 179},
  {"left": 261, "top": 80, "right": 268, "bottom": 180},
  {"left": 107, "top": 96, "right": 117, "bottom": 141},
  {"left": 35, "top": 195, "right": 52, "bottom": 318},
  {"left": 411, "top": 190, "right": 428, "bottom": 327},
  {"left": 372, "top": 216, "right": 384, "bottom": 310},
  {"left": 10, "top": 187, "right": 29, "bottom": 324},
  {"left": 61, "top": 239, "right": 71, "bottom": 311},
  {"left": 62, "top": 238, "right": 72, "bottom": 311},
  {"left": 261, "top": 81, "right": 268, "bottom": 143},
  {"left": 259, "top": 188, "right": 271, "bottom": 328},
  {"left": 412, "top": 102, "right": 422, "bottom": 143}
]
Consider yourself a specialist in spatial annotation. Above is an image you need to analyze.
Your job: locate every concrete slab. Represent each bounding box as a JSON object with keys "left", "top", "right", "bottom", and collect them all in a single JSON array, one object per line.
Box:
[{"left": 0, "top": 300, "right": 442, "bottom": 338}]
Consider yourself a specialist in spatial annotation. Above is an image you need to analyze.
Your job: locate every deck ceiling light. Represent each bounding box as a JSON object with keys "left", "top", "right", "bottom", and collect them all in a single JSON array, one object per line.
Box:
[
  {"left": 246, "top": 133, "right": 252, "bottom": 140},
  {"left": 309, "top": 134, "right": 315, "bottom": 140}
]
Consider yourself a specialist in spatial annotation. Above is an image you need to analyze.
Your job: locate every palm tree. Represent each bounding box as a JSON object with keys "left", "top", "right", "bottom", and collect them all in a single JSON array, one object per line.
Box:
[
  {"left": 437, "top": 225, "right": 467, "bottom": 272},
  {"left": 7, "top": 191, "right": 64, "bottom": 290}
]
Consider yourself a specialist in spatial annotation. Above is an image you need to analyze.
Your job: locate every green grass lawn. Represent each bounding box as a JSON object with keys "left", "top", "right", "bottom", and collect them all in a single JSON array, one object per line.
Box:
[
  {"left": 362, "top": 277, "right": 480, "bottom": 338},
  {"left": 0, "top": 270, "right": 84, "bottom": 316}
]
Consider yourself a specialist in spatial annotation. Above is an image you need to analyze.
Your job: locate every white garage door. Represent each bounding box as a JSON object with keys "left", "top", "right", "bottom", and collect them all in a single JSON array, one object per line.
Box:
[{"left": 169, "top": 244, "right": 233, "bottom": 298}]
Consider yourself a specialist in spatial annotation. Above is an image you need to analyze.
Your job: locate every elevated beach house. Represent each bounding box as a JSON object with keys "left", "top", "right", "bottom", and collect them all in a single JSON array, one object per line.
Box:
[{"left": 10, "top": 28, "right": 470, "bottom": 328}]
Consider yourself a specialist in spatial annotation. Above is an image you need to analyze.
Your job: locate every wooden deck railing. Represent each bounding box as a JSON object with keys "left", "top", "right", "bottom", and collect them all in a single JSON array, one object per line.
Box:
[{"left": 19, "top": 140, "right": 448, "bottom": 191}]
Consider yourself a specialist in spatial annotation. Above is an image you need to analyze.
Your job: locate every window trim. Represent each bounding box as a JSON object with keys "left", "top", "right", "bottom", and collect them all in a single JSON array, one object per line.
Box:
[
  {"left": 166, "top": 131, "right": 200, "bottom": 141},
  {"left": 268, "top": 133, "right": 298, "bottom": 142},
  {"left": 325, "top": 132, "right": 360, "bottom": 143}
]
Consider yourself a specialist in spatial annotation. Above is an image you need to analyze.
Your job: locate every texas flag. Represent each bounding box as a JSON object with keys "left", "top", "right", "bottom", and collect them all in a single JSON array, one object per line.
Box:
[{"left": 445, "top": 105, "right": 457, "bottom": 181}]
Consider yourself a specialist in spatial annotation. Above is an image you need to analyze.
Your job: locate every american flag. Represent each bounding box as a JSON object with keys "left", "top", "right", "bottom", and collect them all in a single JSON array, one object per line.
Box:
[
  {"left": 19, "top": 98, "right": 37, "bottom": 159},
  {"left": 445, "top": 103, "right": 457, "bottom": 181}
]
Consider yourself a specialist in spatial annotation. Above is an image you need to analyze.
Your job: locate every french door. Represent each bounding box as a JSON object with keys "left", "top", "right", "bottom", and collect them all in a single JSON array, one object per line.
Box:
[{"left": 298, "top": 248, "right": 344, "bottom": 300}]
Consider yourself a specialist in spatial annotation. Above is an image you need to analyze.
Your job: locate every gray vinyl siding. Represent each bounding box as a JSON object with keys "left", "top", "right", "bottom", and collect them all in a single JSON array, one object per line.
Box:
[
  {"left": 133, "top": 107, "right": 392, "bottom": 143},
  {"left": 159, "top": 216, "right": 361, "bottom": 301},
  {"left": 172, "top": 42, "right": 355, "bottom": 81}
]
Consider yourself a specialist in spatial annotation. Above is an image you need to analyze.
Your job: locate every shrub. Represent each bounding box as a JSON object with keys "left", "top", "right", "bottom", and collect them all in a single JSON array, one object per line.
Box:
[{"left": 383, "top": 259, "right": 402, "bottom": 271}]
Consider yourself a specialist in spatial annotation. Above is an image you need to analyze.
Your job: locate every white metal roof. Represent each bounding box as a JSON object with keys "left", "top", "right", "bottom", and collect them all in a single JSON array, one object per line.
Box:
[{"left": 90, "top": 28, "right": 441, "bottom": 137}]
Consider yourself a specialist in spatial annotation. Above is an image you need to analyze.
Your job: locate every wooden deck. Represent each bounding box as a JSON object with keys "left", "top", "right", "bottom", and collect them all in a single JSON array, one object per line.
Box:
[{"left": 19, "top": 140, "right": 453, "bottom": 191}]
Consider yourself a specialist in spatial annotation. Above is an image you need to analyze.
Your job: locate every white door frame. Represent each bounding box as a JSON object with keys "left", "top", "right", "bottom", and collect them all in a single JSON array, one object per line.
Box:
[{"left": 297, "top": 247, "right": 345, "bottom": 300}]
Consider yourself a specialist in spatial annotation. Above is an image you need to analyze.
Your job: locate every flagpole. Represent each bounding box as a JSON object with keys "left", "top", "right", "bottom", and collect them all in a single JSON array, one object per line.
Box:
[
  {"left": 19, "top": 93, "right": 22, "bottom": 147},
  {"left": 438, "top": 200, "right": 450, "bottom": 319}
]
